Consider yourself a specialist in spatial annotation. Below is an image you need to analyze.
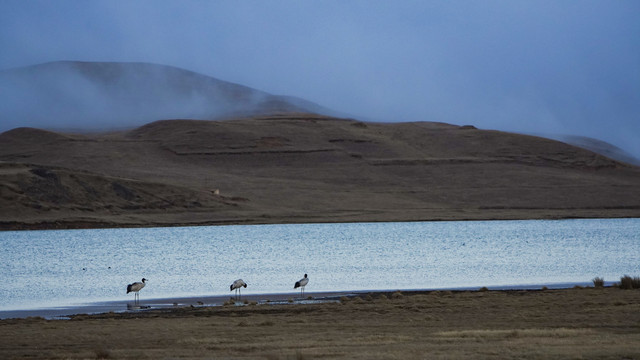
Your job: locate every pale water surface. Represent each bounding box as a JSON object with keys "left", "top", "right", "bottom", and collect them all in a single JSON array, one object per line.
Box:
[{"left": 1, "top": 219, "right": 638, "bottom": 312}]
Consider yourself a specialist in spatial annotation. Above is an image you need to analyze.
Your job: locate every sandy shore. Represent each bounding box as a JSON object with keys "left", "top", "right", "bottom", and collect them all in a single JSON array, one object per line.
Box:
[
  {"left": 1, "top": 287, "right": 639, "bottom": 359},
  {"left": 0, "top": 282, "right": 598, "bottom": 320},
  {"left": 0, "top": 291, "right": 351, "bottom": 320}
]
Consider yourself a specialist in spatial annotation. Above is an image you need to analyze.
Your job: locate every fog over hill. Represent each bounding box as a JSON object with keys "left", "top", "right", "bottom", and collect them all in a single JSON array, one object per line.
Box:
[
  {"left": 0, "top": 61, "right": 339, "bottom": 131},
  {"left": 2, "top": 2, "right": 638, "bottom": 162},
  {"left": 1, "top": 61, "right": 640, "bottom": 230},
  {"left": 552, "top": 135, "right": 640, "bottom": 167},
  {"left": 1, "top": 61, "right": 638, "bottom": 166}
]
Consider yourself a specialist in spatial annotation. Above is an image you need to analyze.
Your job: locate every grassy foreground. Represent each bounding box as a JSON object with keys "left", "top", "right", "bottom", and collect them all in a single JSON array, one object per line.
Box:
[{"left": 1, "top": 288, "right": 639, "bottom": 359}]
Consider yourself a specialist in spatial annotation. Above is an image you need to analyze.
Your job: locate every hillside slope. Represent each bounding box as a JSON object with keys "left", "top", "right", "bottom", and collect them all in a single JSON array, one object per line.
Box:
[
  {"left": 557, "top": 135, "right": 640, "bottom": 166},
  {"left": 1, "top": 114, "right": 639, "bottom": 229},
  {"left": 0, "top": 61, "right": 338, "bottom": 131}
]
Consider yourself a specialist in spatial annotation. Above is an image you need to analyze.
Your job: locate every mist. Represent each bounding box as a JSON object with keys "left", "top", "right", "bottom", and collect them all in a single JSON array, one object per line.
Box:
[
  {"left": 0, "top": 1, "right": 638, "bottom": 157},
  {"left": 0, "top": 61, "right": 333, "bottom": 131}
]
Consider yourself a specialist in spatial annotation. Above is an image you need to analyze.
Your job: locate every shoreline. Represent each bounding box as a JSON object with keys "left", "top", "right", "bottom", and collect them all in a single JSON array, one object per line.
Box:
[
  {"left": 2, "top": 286, "right": 638, "bottom": 359},
  {"left": 2, "top": 214, "right": 640, "bottom": 232},
  {"left": 0, "top": 281, "right": 608, "bottom": 320}
]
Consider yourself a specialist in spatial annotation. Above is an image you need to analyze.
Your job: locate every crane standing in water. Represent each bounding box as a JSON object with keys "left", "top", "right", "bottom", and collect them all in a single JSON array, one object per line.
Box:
[
  {"left": 294, "top": 274, "right": 309, "bottom": 297},
  {"left": 126, "top": 278, "right": 147, "bottom": 304},
  {"left": 230, "top": 279, "right": 247, "bottom": 300}
]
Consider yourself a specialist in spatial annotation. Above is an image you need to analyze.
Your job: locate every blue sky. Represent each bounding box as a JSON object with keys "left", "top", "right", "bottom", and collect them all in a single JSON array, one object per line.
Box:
[{"left": 1, "top": 1, "right": 639, "bottom": 156}]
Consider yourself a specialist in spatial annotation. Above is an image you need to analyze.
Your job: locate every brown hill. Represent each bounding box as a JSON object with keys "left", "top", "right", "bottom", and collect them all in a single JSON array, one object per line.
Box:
[{"left": 1, "top": 114, "right": 639, "bottom": 230}]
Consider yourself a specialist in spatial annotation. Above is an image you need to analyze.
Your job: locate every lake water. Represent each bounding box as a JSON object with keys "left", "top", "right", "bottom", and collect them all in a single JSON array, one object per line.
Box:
[{"left": 1, "top": 218, "right": 639, "bottom": 313}]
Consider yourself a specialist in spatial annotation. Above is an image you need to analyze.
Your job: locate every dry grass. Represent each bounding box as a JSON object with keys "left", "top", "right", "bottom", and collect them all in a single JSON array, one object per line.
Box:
[
  {"left": 435, "top": 328, "right": 595, "bottom": 339},
  {"left": 592, "top": 276, "right": 605, "bottom": 287},
  {"left": 620, "top": 275, "right": 640, "bottom": 289},
  {"left": 1, "top": 288, "right": 639, "bottom": 359}
]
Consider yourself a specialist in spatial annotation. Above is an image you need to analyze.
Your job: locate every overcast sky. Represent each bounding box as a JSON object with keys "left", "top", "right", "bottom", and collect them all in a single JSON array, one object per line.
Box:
[{"left": 1, "top": 1, "right": 638, "bottom": 156}]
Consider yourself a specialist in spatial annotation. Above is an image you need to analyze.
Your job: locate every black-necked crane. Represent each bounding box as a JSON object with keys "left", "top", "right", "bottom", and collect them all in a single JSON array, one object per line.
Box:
[
  {"left": 294, "top": 274, "right": 309, "bottom": 296},
  {"left": 230, "top": 279, "right": 247, "bottom": 300},
  {"left": 126, "top": 278, "right": 147, "bottom": 304}
]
